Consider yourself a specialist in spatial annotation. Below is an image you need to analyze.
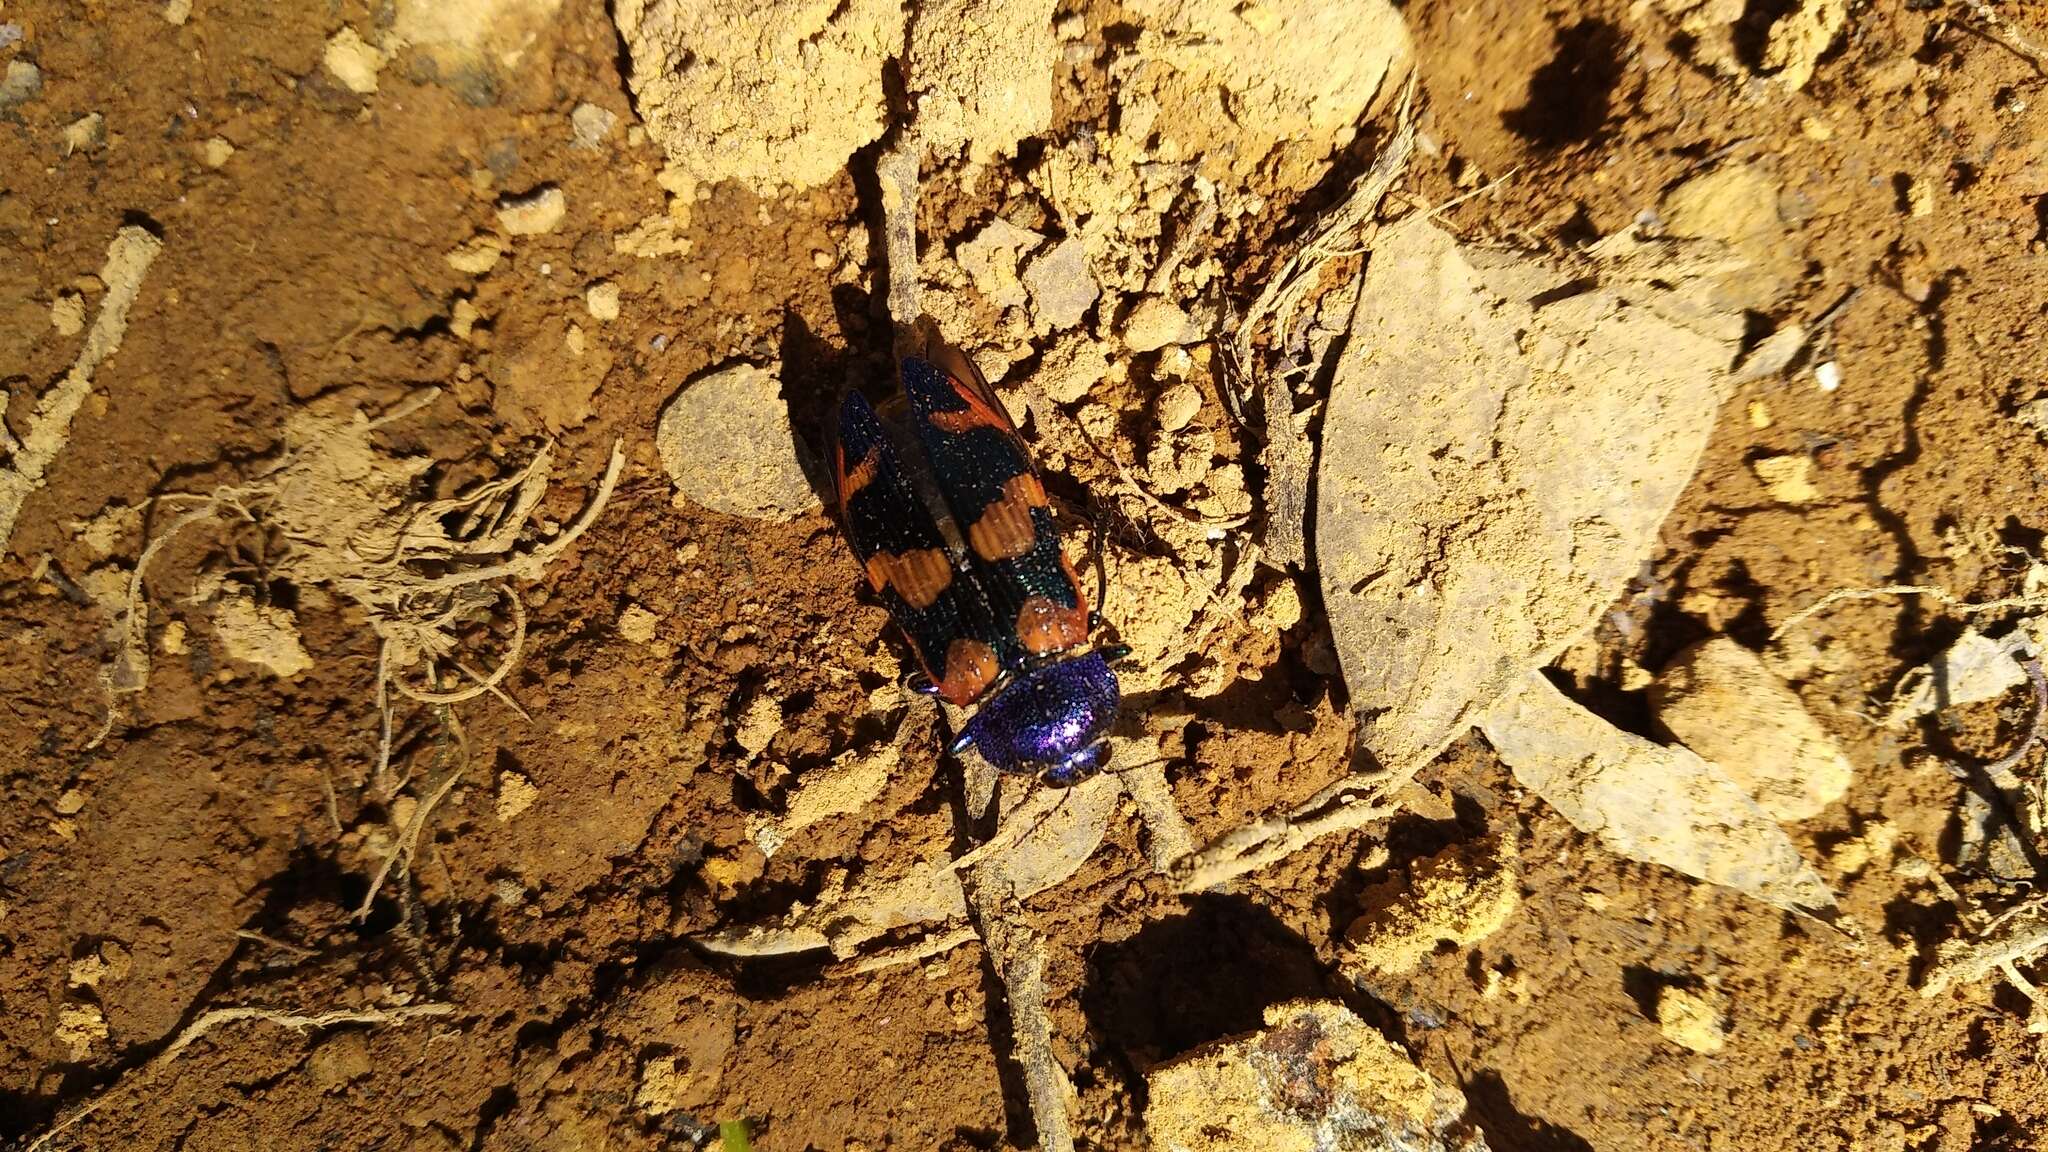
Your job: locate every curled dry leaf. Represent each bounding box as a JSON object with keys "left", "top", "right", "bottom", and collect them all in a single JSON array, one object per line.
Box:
[
  {"left": 1882, "top": 621, "right": 2044, "bottom": 729},
  {"left": 697, "top": 771, "right": 1120, "bottom": 960},
  {"left": 1317, "top": 215, "right": 1739, "bottom": 782},
  {"left": 1481, "top": 674, "right": 1838, "bottom": 921}
]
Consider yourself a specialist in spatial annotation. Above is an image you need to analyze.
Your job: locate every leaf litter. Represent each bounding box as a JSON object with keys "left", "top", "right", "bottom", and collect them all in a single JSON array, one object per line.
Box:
[{"left": 1776, "top": 581, "right": 2048, "bottom": 1026}]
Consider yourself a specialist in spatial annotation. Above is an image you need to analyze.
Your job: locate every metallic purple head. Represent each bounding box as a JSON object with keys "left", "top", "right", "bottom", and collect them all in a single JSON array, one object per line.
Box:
[{"left": 954, "top": 652, "right": 1120, "bottom": 785}]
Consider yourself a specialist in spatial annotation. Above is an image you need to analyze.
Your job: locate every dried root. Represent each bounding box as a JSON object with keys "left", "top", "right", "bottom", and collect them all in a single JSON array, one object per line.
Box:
[
  {"left": 0, "top": 226, "right": 161, "bottom": 550},
  {"left": 112, "top": 389, "right": 623, "bottom": 785},
  {"left": 1923, "top": 895, "right": 2048, "bottom": 1033},
  {"left": 1771, "top": 584, "right": 2048, "bottom": 640},
  {"left": 26, "top": 1002, "right": 454, "bottom": 1152}
]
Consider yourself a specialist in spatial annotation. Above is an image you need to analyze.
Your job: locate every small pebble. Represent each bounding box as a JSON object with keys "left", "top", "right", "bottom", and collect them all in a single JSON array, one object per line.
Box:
[
  {"left": 2015, "top": 397, "right": 2048, "bottom": 435},
  {"left": 495, "top": 772, "right": 538, "bottom": 822},
  {"left": 1120, "top": 296, "right": 1193, "bottom": 353},
  {"left": 445, "top": 234, "right": 504, "bottom": 274},
  {"left": 656, "top": 362, "right": 820, "bottom": 520},
  {"left": 735, "top": 694, "right": 781, "bottom": 757},
  {"left": 1022, "top": 236, "right": 1097, "bottom": 330},
  {"left": 618, "top": 603, "right": 660, "bottom": 644},
  {"left": 49, "top": 293, "right": 85, "bottom": 337},
  {"left": 585, "top": 281, "right": 621, "bottom": 321},
  {"left": 1814, "top": 361, "right": 1841, "bottom": 392},
  {"left": 0, "top": 59, "right": 40, "bottom": 110},
  {"left": 62, "top": 113, "right": 106, "bottom": 154},
  {"left": 497, "top": 185, "right": 566, "bottom": 235},
  {"left": 1657, "top": 986, "right": 1727, "bottom": 1054},
  {"left": 1750, "top": 454, "right": 1817, "bottom": 505},
  {"left": 1156, "top": 382, "right": 1202, "bottom": 432},
  {"left": 162, "top": 0, "right": 192, "bottom": 24},
  {"left": 570, "top": 102, "right": 618, "bottom": 149},
  {"left": 200, "top": 136, "right": 235, "bottom": 168},
  {"left": 323, "top": 28, "right": 385, "bottom": 95},
  {"left": 1905, "top": 175, "right": 1934, "bottom": 218}
]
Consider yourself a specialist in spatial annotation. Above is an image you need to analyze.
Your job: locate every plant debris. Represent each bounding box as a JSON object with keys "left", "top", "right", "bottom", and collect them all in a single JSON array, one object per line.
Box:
[{"left": 1482, "top": 674, "right": 1839, "bottom": 922}]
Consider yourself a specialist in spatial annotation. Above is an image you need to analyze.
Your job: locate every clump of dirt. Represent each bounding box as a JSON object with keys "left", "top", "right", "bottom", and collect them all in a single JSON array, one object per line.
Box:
[
  {"left": 1145, "top": 1000, "right": 1487, "bottom": 1152},
  {"left": 10, "top": 0, "right": 2048, "bottom": 1148},
  {"left": 615, "top": 0, "right": 904, "bottom": 192},
  {"left": 1345, "top": 835, "right": 1520, "bottom": 979}
]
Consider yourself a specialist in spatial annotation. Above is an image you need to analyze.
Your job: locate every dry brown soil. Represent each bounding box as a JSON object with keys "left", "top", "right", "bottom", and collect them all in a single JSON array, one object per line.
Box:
[{"left": 4, "top": 1, "right": 2048, "bottom": 1150}]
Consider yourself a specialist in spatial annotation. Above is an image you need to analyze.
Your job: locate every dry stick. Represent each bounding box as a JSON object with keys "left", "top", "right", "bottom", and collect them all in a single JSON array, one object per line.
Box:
[
  {"left": 1119, "top": 757, "right": 1197, "bottom": 873},
  {"left": 0, "top": 226, "right": 162, "bottom": 551},
  {"left": 1172, "top": 791, "right": 1402, "bottom": 892},
  {"left": 25, "top": 1003, "right": 454, "bottom": 1152},
  {"left": 1772, "top": 584, "right": 2048, "bottom": 640},
  {"left": 961, "top": 793, "right": 1076, "bottom": 1152},
  {"left": 1960, "top": 0, "right": 2048, "bottom": 71},
  {"left": 831, "top": 925, "right": 981, "bottom": 977}
]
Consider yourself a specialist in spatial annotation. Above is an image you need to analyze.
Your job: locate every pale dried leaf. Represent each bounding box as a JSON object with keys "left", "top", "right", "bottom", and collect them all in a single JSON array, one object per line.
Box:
[
  {"left": 1481, "top": 674, "right": 1838, "bottom": 920},
  {"left": 1316, "top": 216, "right": 1738, "bottom": 776}
]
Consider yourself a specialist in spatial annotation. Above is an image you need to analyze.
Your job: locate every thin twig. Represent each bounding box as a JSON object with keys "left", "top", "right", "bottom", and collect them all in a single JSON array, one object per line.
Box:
[
  {"left": 1172, "top": 791, "right": 1402, "bottom": 892},
  {"left": 1959, "top": 0, "right": 2048, "bottom": 72},
  {"left": 961, "top": 796, "right": 1076, "bottom": 1152},
  {"left": 1772, "top": 584, "right": 2048, "bottom": 639},
  {"left": 26, "top": 1004, "right": 453, "bottom": 1152},
  {"left": 234, "top": 930, "right": 317, "bottom": 961},
  {"left": 1117, "top": 754, "right": 1197, "bottom": 872},
  {"left": 829, "top": 925, "right": 980, "bottom": 977},
  {"left": 1424, "top": 165, "right": 1522, "bottom": 223}
]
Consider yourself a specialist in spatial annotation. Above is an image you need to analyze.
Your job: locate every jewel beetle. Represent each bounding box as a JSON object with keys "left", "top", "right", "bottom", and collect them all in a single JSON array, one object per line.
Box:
[{"left": 832, "top": 331, "right": 1124, "bottom": 786}]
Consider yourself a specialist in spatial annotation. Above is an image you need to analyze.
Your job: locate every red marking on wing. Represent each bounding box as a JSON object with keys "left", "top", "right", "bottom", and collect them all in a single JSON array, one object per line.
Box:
[
  {"left": 865, "top": 548, "right": 953, "bottom": 609},
  {"left": 1016, "top": 595, "right": 1089, "bottom": 656},
  {"left": 838, "top": 443, "right": 881, "bottom": 505},
  {"left": 926, "top": 371, "right": 1017, "bottom": 436},
  {"left": 935, "top": 637, "right": 1000, "bottom": 705},
  {"left": 966, "top": 472, "right": 1048, "bottom": 562}
]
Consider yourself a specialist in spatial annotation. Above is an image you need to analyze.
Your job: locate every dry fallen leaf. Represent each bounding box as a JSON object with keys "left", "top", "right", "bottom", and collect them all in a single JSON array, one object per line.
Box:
[
  {"left": 1481, "top": 673, "right": 1838, "bottom": 921},
  {"left": 1317, "top": 216, "right": 1739, "bottom": 781}
]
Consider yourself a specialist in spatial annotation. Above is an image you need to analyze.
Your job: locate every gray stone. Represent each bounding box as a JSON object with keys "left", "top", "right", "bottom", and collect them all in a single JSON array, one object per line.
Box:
[
  {"left": 657, "top": 363, "right": 821, "bottom": 521},
  {"left": 0, "top": 59, "right": 42, "bottom": 110},
  {"left": 1023, "top": 235, "right": 1097, "bottom": 330}
]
